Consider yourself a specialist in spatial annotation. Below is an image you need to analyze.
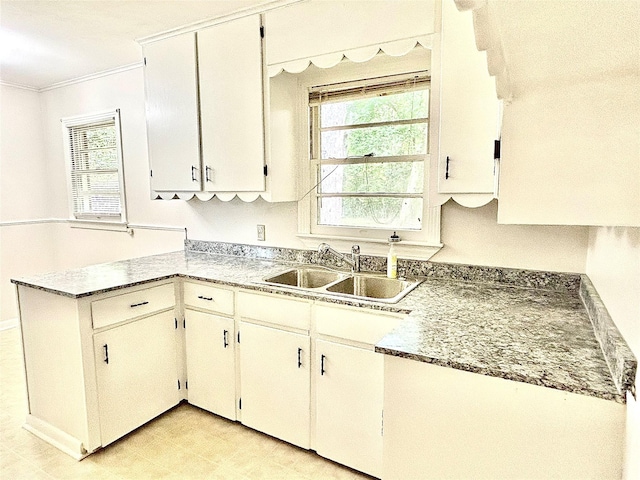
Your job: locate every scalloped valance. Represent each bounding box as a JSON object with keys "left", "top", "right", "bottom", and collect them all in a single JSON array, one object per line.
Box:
[
  {"left": 267, "top": 35, "right": 433, "bottom": 77},
  {"left": 153, "top": 191, "right": 269, "bottom": 202}
]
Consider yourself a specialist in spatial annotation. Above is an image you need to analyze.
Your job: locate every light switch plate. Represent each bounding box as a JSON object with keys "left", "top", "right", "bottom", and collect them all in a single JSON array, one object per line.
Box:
[{"left": 257, "top": 224, "right": 266, "bottom": 241}]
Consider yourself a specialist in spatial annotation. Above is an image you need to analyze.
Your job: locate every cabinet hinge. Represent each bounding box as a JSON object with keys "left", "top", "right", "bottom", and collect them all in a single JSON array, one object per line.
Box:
[
  {"left": 494, "top": 139, "right": 501, "bottom": 160},
  {"left": 260, "top": 26, "right": 264, "bottom": 38},
  {"left": 263, "top": 165, "right": 268, "bottom": 177}
]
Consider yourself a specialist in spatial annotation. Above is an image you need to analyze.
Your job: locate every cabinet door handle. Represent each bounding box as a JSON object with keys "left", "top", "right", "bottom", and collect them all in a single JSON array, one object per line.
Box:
[
  {"left": 103, "top": 344, "right": 109, "bottom": 364},
  {"left": 320, "top": 354, "right": 326, "bottom": 375},
  {"left": 130, "top": 301, "right": 149, "bottom": 308},
  {"left": 205, "top": 166, "right": 212, "bottom": 183},
  {"left": 197, "top": 295, "right": 213, "bottom": 301},
  {"left": 445, "top": 156, "right": 451, "bottom": 179},
  {"left": 191, "top": 165, "right": 198, "bottom": 182},
  {"left": 297, "top": 348, "right": 303, "bottom": 368},
  {"left": 223, "top": 330, "right": 229, "bottom": 348}
]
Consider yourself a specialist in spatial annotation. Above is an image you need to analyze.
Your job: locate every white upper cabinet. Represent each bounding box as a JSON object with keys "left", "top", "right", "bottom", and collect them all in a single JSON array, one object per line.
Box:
[
  {"left": 436, "top": 0, "right": 499, "bottom": 196},
  {"left": 265, "top": 0, "right": 436, "bottom": 69},
  {"left": 198, "top": 15, "right": 266, "bottom": 193},
  {"left": 143, "top": 33, "right": 200, "bottom": 192},
  {"left": 497, "top": 78, "right": 640, "bottom": 226},
  {"left": 141, "top": 14, "right": 272, "bottom": 200},
  {"left": 458, "top": 0, "right": 640, "bottom": 226},
  {"left": 428, "top": 0, "right": 500, "bottom": 207}
]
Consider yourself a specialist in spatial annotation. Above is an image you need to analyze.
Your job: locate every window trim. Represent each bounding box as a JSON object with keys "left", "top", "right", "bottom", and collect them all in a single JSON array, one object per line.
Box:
[
  {"left": 293, "top": 48, "right": 442, "bottom": 255},
  {"left": 308, "top": 73, "right": 433, "bottom": 241},
  {"left": 61, "top": 109, "right": 128, "bottom": 225}
]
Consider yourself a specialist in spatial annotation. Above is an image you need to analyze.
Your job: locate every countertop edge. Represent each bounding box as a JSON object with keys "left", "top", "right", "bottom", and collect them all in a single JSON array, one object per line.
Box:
[
  {"left": 375, "top": 346, "right": 626, "bottom": 404},
  {"left": 11, "top": 251, "right": 634, "bottom": 405}
]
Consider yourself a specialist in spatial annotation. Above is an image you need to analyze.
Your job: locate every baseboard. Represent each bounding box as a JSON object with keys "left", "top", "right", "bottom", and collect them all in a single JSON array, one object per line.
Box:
[{"left": 24, "top": 414, "right": 89, "bottom": 460}]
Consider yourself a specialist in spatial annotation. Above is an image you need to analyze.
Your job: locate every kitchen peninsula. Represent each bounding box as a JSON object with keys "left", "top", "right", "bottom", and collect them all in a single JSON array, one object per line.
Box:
[{"left": 12, "top": 241, "right": 636, "bottom": 479}]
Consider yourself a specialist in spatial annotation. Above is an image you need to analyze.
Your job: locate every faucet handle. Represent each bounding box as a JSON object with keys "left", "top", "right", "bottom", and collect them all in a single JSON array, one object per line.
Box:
[{"left": 351, "top": 244, "right": 360, "bottom": 254}]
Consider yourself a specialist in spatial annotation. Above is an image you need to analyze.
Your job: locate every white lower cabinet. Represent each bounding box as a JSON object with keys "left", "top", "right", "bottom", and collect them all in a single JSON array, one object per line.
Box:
[
  {"left": 239, "top": 321, "right": 311, "bottom": 448},
  {"left": 93, "top": 311, "right": 180, "bottom": 446},
  {"left": 184, "top": 309, "right": 236, "bottom": 420},
  {"left": 315, "top": 340, "right": 384, "bottom": 478},
  {"left": 382, "top": 355, "right": 626, "bottom": 480}
]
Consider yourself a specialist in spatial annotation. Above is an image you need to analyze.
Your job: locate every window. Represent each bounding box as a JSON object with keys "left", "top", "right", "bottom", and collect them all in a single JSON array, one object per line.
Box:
[
  {"left": 62, "top": 110, "right": 127, "bottom": 223},
  {"left": 309, "top": 75, "right": 429, "bottom": 234}
]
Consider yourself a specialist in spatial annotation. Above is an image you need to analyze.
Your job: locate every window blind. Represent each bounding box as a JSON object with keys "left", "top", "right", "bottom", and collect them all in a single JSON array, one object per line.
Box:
[
  {"left": 62, "top": 110, "right": 126, "bottom": 222},
  {"left": 309, "top": 73, "right": 430, "bottom": 105}
]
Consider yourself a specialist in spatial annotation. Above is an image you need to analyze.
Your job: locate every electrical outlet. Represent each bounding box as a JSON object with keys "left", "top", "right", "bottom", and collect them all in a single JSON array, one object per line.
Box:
[{"left": 257, "top": 224, "right": 266, "bottom": 242}]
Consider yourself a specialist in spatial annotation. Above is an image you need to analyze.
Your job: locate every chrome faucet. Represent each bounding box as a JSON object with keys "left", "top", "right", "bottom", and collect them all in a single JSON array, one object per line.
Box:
[{"left": 317, "top": 243, "right": 361, "bottom": 273}]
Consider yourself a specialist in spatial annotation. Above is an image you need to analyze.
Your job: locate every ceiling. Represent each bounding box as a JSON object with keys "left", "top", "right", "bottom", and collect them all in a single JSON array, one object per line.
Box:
[
  {"left": 0, "top": 0, "right": 276, "bottom": 89},
  {"left": 3, "top": 0, "right": 638, "bottom": 93}
]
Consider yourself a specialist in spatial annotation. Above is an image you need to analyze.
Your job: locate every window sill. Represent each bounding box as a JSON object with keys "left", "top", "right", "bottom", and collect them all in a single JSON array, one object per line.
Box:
[{"left": 296, "top": 233, "right": 442, "bottom": 260}]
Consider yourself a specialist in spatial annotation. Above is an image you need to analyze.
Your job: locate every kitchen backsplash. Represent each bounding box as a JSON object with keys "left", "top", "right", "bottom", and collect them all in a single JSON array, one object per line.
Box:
[{"left": 185, "top": 239, "right": 582, "bottom": 294}]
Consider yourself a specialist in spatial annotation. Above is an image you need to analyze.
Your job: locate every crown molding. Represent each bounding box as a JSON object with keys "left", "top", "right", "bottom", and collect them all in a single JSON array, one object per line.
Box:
[
  {"left": 0, "top": 81, "right": 39, "bottom": 92},
  {"left": 39, "top": 63, "right": 143, "bottom": 92}
]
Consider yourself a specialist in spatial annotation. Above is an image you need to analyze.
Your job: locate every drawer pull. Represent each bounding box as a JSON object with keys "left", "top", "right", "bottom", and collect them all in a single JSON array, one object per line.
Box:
[
  {"left": 297, "top": 348, "right": 303, "bottom": 368},
  {"left": 223, "top": 330, "right": 229, "bottom": 348},
  {"left": 103, "top": 344, "right": 109, "bottom": 364},
  {"left": 320, "top": 354, "right": 326, "bottom": 375},
  {"left": 130, "top": 301, "right": 149, "bottom": 308},
  {"left": 197, "top": 295, "right": 213, "bottom": 301}
]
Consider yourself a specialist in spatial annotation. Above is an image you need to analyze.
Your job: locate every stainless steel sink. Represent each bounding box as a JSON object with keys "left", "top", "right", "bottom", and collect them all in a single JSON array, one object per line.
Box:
[
  {"left": 326, "top": 275, "right": 422, "bottom": 302},
  {"left": 263, "top": 266, "right": 346, "bottom": 289},
  {"left": 262, "top": 267, "right": 422, "bottom": 304}
]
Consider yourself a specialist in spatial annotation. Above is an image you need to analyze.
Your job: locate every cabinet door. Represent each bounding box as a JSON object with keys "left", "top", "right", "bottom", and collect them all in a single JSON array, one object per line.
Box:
[
  {"left": 198, "top": 15, "right": 265, "bottom": 192},
  {"left": 143, "top": 33, "right": 201, "bottom": 192},
  {"left": 184, "top": 309, "right": 236, "bottom": 420},
  {"left": 437, "top": 0, "right": 499, "bottom": 194},
  {"left": 93, "top": 311, "right": 180, "bottom": 446},
  {"left": 315, "top": 340, "right": 384, "bottom": 478},
  {"left": 239, "top": 322, "right": 310, "bottom": 448}
]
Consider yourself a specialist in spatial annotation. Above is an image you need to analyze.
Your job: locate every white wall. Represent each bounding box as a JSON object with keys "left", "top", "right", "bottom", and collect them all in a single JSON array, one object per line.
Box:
[
  {"left": 586, "top": 226, "right": 640, "bottom": 480},
  {"left": 0, "top": 68, "right": 594, "bottom": 322},
  {"left": 0, "top": 85, "right": 50, "bottom": 221},
  {"left": 433, "top": 199, "right": 588, "bottom": 272},
  {"left": 0, "top": 85, "right": 57, "bottom": 322}
]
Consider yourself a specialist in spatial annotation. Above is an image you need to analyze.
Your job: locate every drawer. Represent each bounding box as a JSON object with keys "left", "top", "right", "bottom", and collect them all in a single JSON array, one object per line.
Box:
[
  {"left": 315, "top": 304, "right": 402, "bottom": 345},
  {"left": 92, "top": 283, "right": 175, "bottom": 329},
  {"left": 238, "top": 291, "right": 311, "bottom": 331},
  {"left": 184, "top": 282, "right": 234, "bottom": 316}
]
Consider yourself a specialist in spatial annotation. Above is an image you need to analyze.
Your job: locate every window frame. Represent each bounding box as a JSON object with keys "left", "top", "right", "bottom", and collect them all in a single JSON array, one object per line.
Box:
[
  {"left": 61, "top": 109, "right": 128, "bottom": 225},
  {"left": 309, "top": 75, "right": 430, "bottom": 234}
]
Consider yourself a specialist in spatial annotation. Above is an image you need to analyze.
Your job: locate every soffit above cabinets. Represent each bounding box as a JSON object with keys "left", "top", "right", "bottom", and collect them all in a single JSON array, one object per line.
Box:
[
  {"left": 264, "top": 0, "right": 436, "bottom": 76},
  {"left": 454, "top": 0, "right": 640, "bottom": 100}
]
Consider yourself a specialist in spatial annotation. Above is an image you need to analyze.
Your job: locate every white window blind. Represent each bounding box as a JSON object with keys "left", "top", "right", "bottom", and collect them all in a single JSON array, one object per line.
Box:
[
  {"left": 309, "top": 73, "right": 429, "bottom": 232},
  {"left": 62, "top": 110, "right": 127, "bottom": 223}
]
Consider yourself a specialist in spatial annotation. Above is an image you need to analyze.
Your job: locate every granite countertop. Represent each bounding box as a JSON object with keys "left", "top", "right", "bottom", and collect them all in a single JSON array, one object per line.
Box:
[{"left": 11, "top": 249, "right": 634, "bottom": 404}]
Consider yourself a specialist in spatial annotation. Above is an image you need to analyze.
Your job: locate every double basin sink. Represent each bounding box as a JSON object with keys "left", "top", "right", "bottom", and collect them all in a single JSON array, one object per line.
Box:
[{"left": 262, "top": 266, "right": 423, "bottom": 304}]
